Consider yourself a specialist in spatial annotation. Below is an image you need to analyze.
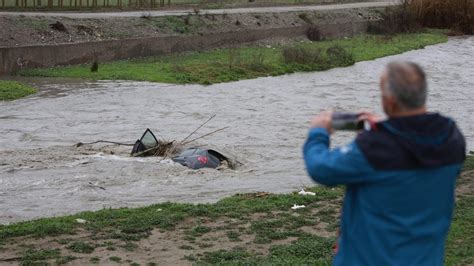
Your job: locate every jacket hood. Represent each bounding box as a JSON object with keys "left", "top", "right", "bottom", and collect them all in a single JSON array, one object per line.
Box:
[
  {"left": 356, "top": 113, "right": 466, "bottom": 170},
  {"left": 382, "top": 113, "right": 454, "bottom": 146}
]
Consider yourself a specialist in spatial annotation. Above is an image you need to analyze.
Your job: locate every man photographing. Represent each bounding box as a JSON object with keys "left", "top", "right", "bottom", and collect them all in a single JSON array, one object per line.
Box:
[{"left": 303, "top": 62, "right": 466, "bottom": 265}]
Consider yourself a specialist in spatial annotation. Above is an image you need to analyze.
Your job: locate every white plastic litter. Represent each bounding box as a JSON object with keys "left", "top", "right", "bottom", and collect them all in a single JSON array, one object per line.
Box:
[
  {"left": 76, "top": 218, "right": 87, "bottom": 224},
  {"left": 298, "top": 189, "right": 316, "bottom": 196},
  {"left": 291, "top": 204, "right": 306, "bottom": 210}
]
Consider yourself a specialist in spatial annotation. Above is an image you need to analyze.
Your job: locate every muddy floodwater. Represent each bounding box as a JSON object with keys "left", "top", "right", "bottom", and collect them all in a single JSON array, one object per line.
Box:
[{"left": 1, "top": 37, "right": 473, "bottom": 224}]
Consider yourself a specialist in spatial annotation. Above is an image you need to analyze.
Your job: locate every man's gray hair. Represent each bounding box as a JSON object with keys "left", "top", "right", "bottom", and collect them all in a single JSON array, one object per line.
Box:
[{"left": 383, "top": 61, "right": 427, "bottom": 110}]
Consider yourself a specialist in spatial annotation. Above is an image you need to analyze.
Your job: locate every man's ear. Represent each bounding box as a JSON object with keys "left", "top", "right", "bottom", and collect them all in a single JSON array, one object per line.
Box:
[{"left": 382, "top": 94, "right": 397, "bottom": 115}]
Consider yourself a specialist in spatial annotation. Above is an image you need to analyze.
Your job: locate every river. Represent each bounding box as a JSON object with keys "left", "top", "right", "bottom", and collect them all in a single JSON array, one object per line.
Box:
[{"left": 0, "top": 36, "right": 473, "bottom": 224}]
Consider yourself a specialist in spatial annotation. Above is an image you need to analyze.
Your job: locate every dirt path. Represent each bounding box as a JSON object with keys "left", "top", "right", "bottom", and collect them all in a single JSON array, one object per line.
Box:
[{"left": 0, "top": 1, "right": 398, "bottom": 18}]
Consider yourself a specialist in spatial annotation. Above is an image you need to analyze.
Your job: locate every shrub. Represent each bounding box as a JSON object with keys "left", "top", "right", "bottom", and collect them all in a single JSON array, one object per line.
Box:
[
  {"left": 298, "top": 13, "right": 312, "bottom": 24},
  {"left": 228, "top": 48, "right": 242, "bottom": 69},
  {"left": 326, "top": 45, "right": 355, "bottom": 66},
  {"left": 183, "top": 15, "right": 191, "bottom": 26},
  {"left": 247, "top": 51, "right": 268, "bottom": 72},
  {"left": 306, "top": 26, "right": 322, "bottom": 41},
  {"left": 369, "top": 0, "right": 474, "bottom": 35},
  {"left": 283, "top": 45, "right": 354, "bottom": 69},
  {"left": 409, "top": 0, "right": 473, "bottom": 34},
  {"left": 282, "top": 46, "right": 324, "bottom": 65},
  {"left": 367, "top": 3, "right": 420, "bottom": 35}
]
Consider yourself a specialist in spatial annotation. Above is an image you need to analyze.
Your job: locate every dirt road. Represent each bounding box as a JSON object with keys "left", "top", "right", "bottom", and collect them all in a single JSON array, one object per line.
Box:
[{"left": 0, "top": 1, "right": 398, "bottom": 18}]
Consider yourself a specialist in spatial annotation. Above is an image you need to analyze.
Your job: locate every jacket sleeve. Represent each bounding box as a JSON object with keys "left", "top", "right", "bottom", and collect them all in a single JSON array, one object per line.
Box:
[{"left": 303, "top": 127, "right": 375, "bottom": 186}]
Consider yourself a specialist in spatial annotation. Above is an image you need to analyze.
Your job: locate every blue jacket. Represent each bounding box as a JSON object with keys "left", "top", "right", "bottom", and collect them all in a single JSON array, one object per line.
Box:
[{"left": 303, "top": 113, "right": 465, "bottom": 266}]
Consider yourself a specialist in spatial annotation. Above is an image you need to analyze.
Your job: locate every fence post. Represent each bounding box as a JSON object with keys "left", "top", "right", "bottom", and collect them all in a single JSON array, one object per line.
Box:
[{"left": 2, "top": 0, "right": 5, "bottom": 8}]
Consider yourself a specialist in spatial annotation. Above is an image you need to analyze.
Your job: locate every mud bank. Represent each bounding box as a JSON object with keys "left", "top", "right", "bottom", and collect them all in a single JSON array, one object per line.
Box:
[
  {"left": 0, "top": 37, "right": 473, "bottom": 224},
  {"left": 0, "top": 7, "right": 383, "bottom": 74}
]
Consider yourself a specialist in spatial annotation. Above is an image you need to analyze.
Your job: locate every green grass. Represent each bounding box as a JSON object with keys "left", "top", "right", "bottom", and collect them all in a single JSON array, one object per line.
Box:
[
  {"left": 109, "top": 256, "right": 122, "bottom": 262},
  {"left": 446, "top": 195, "right": 474, "bottom": 265},
  {"left": 66, "top": 241, "right": 95, "bottom": 253},
  {"left": 0, "top": 186, "right": 342, "bottom": 244},
  {"left": 20, "top": 248, "right": 62, "bottom": 265},
  {"left": 464, "top": 155, "right": 474, "bottom": 171},
  {"left": 0, "top": 80, "right": 37, "bottom": 101},
  {"left": 19, "top": 32, "right": 448, "bottom": 85}
]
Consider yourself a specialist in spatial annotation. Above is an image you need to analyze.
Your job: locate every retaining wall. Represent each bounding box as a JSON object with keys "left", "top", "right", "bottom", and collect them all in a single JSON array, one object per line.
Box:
[{"left": 0, "top": 20, "right": 369, "bottom": 75}]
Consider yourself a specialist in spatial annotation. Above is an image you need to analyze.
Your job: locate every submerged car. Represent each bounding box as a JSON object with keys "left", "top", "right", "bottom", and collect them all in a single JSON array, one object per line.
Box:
[
  {"left": 131, "top": 128, "right": 229, "bottom": 169},
  {"left": 172, "top": 148, "right": 228, "bottom": 170}
]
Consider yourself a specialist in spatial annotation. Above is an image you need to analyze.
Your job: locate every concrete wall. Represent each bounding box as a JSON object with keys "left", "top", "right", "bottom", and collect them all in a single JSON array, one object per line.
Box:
[{"left": 0, "top": 20, "right": 369, "bottom": 75}]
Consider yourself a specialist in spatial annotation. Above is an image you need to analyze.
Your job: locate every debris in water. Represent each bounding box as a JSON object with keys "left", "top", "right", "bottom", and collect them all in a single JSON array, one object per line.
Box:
[
  {"left": 298, "top": 189, "right": 316, "bottom": 196},
  {"left": 129, "top": 115, "right": 232, "bottom": 170},
  {"left": 76, "top": 115, "right": 234, "bottom": 170},
  {"left": 88, "top": 182, "right": 106, "bottom": 190},
  {"left": 131, "top": 128, "right": 179, "bottom": 157},
  {"left": 291, "top": 204, "right": 306, "bottom": 210}
]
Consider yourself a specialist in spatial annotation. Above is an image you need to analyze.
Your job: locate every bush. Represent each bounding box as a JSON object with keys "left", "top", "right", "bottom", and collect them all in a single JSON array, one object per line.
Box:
[
  {"left": 183, "top": 15, "right": 191, "bottom": 25},
  {"left": 298, "top": 13, "right": 312, "bottom": 24},
  {"left": 283, "top": 45, "right": 355, "bottom": 69},
  {"left": 228, "top": 48, "right": 242, "bottom": 69},
  {"left": 369, "top": 0, "right": 474, "bottom": 35},
  {"left": 282, "top": 46, "right": 324, "bottom": 65},
  {"left": 409, "top": 0, "right": 473, "bottom": 34},
  {"left": 367, "top": 4, "right": 420, "bottom": 35},
  {"left": 326, "top": 45, "right": 355, "bottom": 66},
  {"left": 247, "top": 51, "right": 268, "bottom": 72},
  {"left": 306, "top": 26, "right": 322, "bottom": 41}
]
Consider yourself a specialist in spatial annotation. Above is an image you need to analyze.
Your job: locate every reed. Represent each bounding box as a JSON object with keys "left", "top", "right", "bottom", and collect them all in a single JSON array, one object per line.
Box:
[{"left": 408, "top": 0, "right": 474, "bottom": 33}]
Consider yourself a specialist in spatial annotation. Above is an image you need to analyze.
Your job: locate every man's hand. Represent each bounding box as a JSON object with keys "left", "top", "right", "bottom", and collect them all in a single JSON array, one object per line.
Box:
[
  {"left": 310, "top": 111, "right": 333, "bottom": 133},
  {"left": 359, "top": 112, "right": 383, "bottom": 124}
]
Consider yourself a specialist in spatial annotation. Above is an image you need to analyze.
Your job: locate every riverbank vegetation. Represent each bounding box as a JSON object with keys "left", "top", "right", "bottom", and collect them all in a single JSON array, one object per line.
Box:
[
  {"left": 369, "top": 0, "right": 473, "bottom": 35},
  {"left": 19, "top": 32, "right": 447, "bottom": 85},
  {"left": 0, "top": 156, "right": 472, "bottom": 265},
  {"left": 0, "top": 80, "right": 37, "bottom": 101},
  {"left": 409, "top": 0, "right": 473, "bottom": 34}
]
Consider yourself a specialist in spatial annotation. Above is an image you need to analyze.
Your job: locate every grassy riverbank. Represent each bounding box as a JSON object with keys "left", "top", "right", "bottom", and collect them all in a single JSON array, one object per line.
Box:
[
  {"left": 0, "top": 156, "right": 472, "bottom": 265},
  {"left": 0, "top": 80, "right": 37, "bottom": 101},
  {"left": 19, "top": 32, "right": 448, "bottom": 85}
]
